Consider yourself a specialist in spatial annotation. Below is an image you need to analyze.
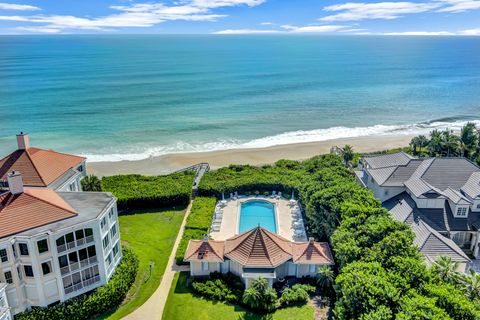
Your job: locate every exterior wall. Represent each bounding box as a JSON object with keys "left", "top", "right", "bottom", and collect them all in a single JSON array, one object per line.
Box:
[
  {"left": 275, "top": 263, "right": 287, "bottom": 279},
  {"left": 190, "top": 262, "right": 220, "bottom": 276},
  {"left": 295, "top": 264, "right": 319, "bottom": 278},
  {"left": 0, "top": 286, "right": 11, "bottom": 320},
  {"left": 411, "top": 195, "right": 445, "bottom": 209},
  {"left": 0, "top": 202, "right": 121, "bottom": 316},
  {"left": 471, "top": 199, "right": 480, "bottom": 212},
  {"left": 364, "top": 175, "right": 405, "bottom": 202}
]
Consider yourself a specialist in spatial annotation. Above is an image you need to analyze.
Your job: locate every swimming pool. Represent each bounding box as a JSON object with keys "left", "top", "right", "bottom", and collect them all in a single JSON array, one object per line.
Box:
[{"left": 239, "top": 200, "right": 277, "bottom": 233}]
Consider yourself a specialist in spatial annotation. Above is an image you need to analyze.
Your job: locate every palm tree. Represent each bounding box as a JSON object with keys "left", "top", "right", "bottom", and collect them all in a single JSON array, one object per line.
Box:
[
  {"left": 428, "top": 130, "right": 444, "bottom": 156},
  {"left": 463, "top": 268, "right": 480, "bottom": 300},
  {"left": 317, "top": 265, "right": 335, "bottom": 294},
  {"left": 409, "top": 137, "right": 420, "bottom": 155},
  {"left": 442, "top": 129, "right": 460, "bottom": 157},
  {"left": 242, "top": 278, "right": 278, "bottom": 312},
  {"left": 242, "top": 287, "right": 262, "bottom": 309},
  {"left": 81, "top": 174, "right": 102, "bottom": 191},
  {"left": 342, "top": 145, "right": 354, "bottom": 166},
  {"left": 410, "top": 135, "right": 430, "bottom": 155},
  {"left": 432, "top": 256, "right": 460, "bottom": 283},
  {"left": 459, "top": 123, "right": 479, "bottom": 158}
]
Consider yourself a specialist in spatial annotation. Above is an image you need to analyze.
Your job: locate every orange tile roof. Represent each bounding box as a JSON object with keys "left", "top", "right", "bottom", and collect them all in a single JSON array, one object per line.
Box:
[
  {"left": 225, "top": 227, "right": 293, "bottom": 268},
  {"left": 184, "top": 227, "right": 335, "bottom": 268},
  {"left": 292, "top": 242, "right": 335, "bottom": 265},
  {"left": 0, "top": 147, "right": 85, "bottom": 187},
  {"left": 0, "top": 188, "right": 77, "bottom": 239},
  {"left": 184, "top": 240, "right": 225, "bottom": 262}
]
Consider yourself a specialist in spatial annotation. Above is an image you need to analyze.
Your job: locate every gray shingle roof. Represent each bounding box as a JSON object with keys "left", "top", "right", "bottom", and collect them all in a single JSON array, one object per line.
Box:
[
  {"left": 461, "top": 172, "right": 480, "bottom": 200},
  {"left": 443, "top": 187, "right": 471, "bottom": 205},
  {"left": 363, "top": 151, "right": 414, "bottom": 169},
  {"left": 412, "top": 219, "right": 470, "bottom": 263},
  {"left": 421, "top": 158, "right": 480, "bottom": 191}
]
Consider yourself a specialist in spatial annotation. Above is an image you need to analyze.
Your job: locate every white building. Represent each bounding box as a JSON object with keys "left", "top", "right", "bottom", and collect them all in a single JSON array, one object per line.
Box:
[
  {"left": 0, "top": 134, "right": 121, "bottom": 316},
  {"left": 0, "top": 284, "right": 11, "bottom": 320},
  {"left": 355, "top": 152, "right": 480, "bottom": 271}
]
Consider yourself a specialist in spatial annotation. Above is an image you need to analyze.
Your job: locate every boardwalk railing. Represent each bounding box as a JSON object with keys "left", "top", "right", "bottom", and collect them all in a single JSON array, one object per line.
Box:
[{"left": 175, "top": 163, "right": 210, "bottom": 196}]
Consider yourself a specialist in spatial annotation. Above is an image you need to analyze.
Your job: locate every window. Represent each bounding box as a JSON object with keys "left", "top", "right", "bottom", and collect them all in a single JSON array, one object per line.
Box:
[
  {"left": 477, "top": 204, "right": 480, "bottom": 209},
  {"left": 41, "top": 261, "right": 52, "bottom": 275},
  {"left": 113, "top": 242, "right": 119, "bottom": 257},
  {"left": 17, "top": 266, "right": 22, "bottom": 280},
  {"left": 384, "top": 190, "right": 389, "bottom": 196},
  {"left": 68, "top": 251, "right": 79, "bottom": 264},
  {"left": 19, "top": 243, "right": 29, "bottom": 256},
  {"left": 105, "top": 253, "right": 112, "bottom": 266},
  {"left": 56, "top": 236, "right": 66, "bottom": 247},
  {"left": 77, "top": 165, "right": 84, "bottom": 172},
  {"left": 11, "top": 244, "right": 16, "bottom": 258},
  {"left": 75, "top": 229, "right": 85, "bottom": 241},
  {"left": 110, "top": 224, "right": 117, "bottom": 238},
  {"left": 87, "top": 245, "right": 96, "bottom": 258},
  {"left": 309, "top": 264, "right": 316, "bottom": 273},
  {"left": 24, "top": 265, "right": 34, "bottom": 277},
  {"left": 85, "top": 228, "right": 93, "bottom": 238},
  {"left": 202, "top": 262, "right": 209, "bottom": 271},
  {"left": 456, "top": 207, "right": 467, "bottom": 217},
  {"left": 37, "top": 239, "right": 49, "bottom": 254},
  {"left": 109, "top": 208, "right": 115, "bottom": 219},
  {"left": 65, "top": 232, "right": 74, "bottom": 244},
  {"left": 101, "top": 216, "right": 108, "bottom": 229},
  {"left": 0, "top": 248, "right": 7, "bottom": 263},
  {"left": 4, "top": 271, "right": 13, "bottom": 284},
  {"left": 102, "top": 234, "right": 109, "bottom": 250},
  {"left": 58, "top": 255, "right": 68, "bottom": 268},
  {"left": 69, "top": 182, "right": 77, "bottom": 191},
  {"left": 79, "top": 248, "right": 88, "bottom": 262}
]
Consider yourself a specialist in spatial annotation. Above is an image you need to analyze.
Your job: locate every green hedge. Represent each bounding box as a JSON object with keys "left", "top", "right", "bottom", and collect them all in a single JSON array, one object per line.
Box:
[
  {"left": 175, "top": 197, "right": 216, "bottom": 265},
  {"left": 16, "top": 247, "right": 139, "bottom": 320},
  {"left": 102, "top": 171, "right": 195, "bottom": 211}
]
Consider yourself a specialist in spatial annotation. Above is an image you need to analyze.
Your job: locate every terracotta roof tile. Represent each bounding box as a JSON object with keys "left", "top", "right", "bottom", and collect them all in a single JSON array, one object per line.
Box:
[
  {"left": 0, "top": 188, "right": 77, "bottom": 239},
  {"left": 184, "top": 240, "right": 224, "bottom": 262},
  {"left": 0, "top": 147, "right": 85, "bottom": 187},
  {"left": 292, "top": 242, "right": 335, "bottom": 264}
]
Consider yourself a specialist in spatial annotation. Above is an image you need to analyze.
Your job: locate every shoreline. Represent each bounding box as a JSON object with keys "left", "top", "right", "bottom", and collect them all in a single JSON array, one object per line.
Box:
[{"left": 87, "top": 133, "right": 415, "bottom": 177}]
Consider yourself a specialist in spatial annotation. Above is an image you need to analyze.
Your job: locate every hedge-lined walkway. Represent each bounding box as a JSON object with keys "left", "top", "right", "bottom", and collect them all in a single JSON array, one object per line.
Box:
[{"left": 124, "top": 201, "right": 193, "bottom": 320}]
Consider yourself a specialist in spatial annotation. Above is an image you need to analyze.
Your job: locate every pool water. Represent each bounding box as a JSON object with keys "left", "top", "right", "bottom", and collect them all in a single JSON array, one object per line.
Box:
[{"left": 239, "top": 200, "right": 277, "bottom": 233}]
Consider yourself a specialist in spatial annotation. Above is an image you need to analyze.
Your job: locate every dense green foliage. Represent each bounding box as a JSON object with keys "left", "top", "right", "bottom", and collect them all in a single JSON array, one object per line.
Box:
[
  {"left": 409, "top": 122, "right": 480, "bottom": 164},
  {"left": 197, "top": 154, "right": 480, "bottom": 319},
  {"left": 191, "top": 272, "right": 244, "bottom": 303},
  {"left": 175, "top": 197, "right": 217, "bottom": 264},
  {"left": 242, "top": 278, "right": 279, "bottom": 313},
  {"left": 279, "top": 284, "right": 316, "bottom": 306},
  {"left": 101, "top": 171, "right": 194, "bottom": 210},
  {"left": 16, "top": 247, "right": 138, "bottom": 320},
  {"left": 81, "top": 174, "right": 102, "bottom": 191}
]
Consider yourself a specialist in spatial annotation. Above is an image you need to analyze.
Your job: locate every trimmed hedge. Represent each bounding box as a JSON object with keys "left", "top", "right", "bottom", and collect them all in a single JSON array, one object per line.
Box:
[
  {"left": 16, "top": 247, "right": 139, "bottom": 320},
  {"left": 175, "top": 197, "right": 216, "bottom": 265},
  {"left": 102, "top": 171, "right": 195, "bottom": 211}
]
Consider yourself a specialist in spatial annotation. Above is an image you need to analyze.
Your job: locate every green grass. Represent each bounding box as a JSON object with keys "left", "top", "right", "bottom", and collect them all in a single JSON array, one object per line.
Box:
[
  {"left": 103, "top": 208, "right": 186, "bottom": 319},
  {"left": 163, "top": 272, "right": 314, "bottom": 320}
]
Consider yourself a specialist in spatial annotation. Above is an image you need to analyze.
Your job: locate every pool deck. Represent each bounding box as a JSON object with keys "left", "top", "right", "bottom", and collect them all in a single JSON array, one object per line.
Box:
[{"left": 210, "top": 196, "right": 307, "bottom": 242}]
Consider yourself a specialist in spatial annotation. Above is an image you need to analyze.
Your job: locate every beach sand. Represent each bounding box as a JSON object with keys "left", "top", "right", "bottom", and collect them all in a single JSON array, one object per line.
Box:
[{"left": 88, "top": 134, "right": 415, "bottom": 177}]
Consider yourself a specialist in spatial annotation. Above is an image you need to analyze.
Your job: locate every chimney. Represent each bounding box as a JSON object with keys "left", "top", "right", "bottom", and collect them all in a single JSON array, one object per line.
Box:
[
  {"left": 16, "top": 132, "right": 30, "bottom": 150},
  {"left": 309, "top": 237, "right": 315, "bottom": 244},
  {"left": 7, "top": 171, "right": 24, "bottom": 195},
  {"left": 203, "top": 235, "right": 209, "bottom": 242}
]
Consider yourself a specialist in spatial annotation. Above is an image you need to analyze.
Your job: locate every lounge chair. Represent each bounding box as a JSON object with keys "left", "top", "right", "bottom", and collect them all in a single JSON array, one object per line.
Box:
[
  {"left": 277, "top": 192, "right": 282, "bottom": 199},
  {"left": 270, "top": 191, "right": 276, "bottom": 198}
]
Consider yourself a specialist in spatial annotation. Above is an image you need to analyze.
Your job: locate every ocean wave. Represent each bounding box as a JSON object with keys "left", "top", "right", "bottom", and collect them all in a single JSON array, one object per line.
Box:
[{"left": 84, "top": 118, "right": 480, "bottom": 162}]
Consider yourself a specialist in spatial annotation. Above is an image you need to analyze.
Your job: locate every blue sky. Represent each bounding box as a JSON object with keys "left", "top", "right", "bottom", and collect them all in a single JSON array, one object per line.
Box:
[{"left": 0, "top": 0, "right": 479, "bottom": 35}]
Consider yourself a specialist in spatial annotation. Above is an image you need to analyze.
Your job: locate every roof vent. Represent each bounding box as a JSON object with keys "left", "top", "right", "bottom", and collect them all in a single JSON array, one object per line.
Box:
[
  {"left": 16, "top": 132, "right": 30, "bottom": 150},
  {"left": 7, "top": 171, "right": 24, "bottom": 195},
  {"left": 309, "top": 237, "right": 315, "bottom": 243},
  {"left": 203, "top": 235, "right": 209, "bottom": 242}
]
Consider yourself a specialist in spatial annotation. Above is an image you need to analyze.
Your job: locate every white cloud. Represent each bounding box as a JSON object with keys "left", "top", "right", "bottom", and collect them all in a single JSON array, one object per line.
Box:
[
  {"left": 281, "top": 24, "right": 348, "bottom": 32},
  {"left": 260, "top": 21, "right": 273, "bottom": 25},
  {"left": 213, "top": 28, "right": 280, "bottom": 34},
  {"left": 459, "top": 28, "right": 480, "bottom": 35},
  {"left": 382, "top": 31, "right": 455, "bottom": 35},
  {"left": 0, "top": 2, "right": 40, "bottom": 11},
  {"left": 436, "top": 0, "right": 480, "bottom": 12},
  {"left": 16, "top": 26, "right": 61, "bottom": 33},
  {"left": 0, "top": 0, "right": 265, "bottom": 33},
  {"left": 321, "top": 2, "right": 440, "bottom": 21}
]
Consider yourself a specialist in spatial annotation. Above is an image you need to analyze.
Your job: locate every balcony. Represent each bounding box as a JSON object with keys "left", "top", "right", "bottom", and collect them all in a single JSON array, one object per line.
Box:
[
  {"left": 64, "top": 275, "right": 100, "bottom": 295},
  {"left": 57, "top": 236, "right": 94, "bottom": 254},
  {"left": 60, "top": 256, "right": 98, "bottom": 276}
]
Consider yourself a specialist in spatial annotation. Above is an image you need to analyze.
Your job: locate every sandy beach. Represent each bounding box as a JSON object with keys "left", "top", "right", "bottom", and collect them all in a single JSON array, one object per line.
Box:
[{"left": 88, "top": 133, "right": 415, "bottom": 177}]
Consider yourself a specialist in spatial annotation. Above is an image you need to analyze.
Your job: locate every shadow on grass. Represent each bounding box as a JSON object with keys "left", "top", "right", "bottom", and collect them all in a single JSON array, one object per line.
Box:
[
  {"left": 174, "top": 272, "right": 193, "bottom": 294},
  {"left": 119, "top": 205, "right": 188, "bottom": 217}
]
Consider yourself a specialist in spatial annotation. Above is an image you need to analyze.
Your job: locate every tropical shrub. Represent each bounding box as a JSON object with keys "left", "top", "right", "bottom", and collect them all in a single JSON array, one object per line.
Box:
[
  {"left": 16, "top": 247, "right": 138, "bottom": 320},
  {"left": 81, "top": 174, "right": 102, "bottom": 191},
  {"left": 102, "top": 171, "right": 194, "bottom": 210},
  {"left": 423, "top": 283, "right": 480, "bottom": 320},
  {"left": 279, "top": 284, "right": 315, "bottom": 306},
  {"left": 396, "top": 290, "right": 452, "bottom": 320},
  {"left": 175, "top": 197, "right": 217, "bottom": 265},
  {"left": 191, "top": 272, "right": 244, "bottom": 303}
]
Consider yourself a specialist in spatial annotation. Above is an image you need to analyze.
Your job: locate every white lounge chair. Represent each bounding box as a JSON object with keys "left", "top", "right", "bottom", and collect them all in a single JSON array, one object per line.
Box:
[{"left": 270, "top": 191, "right": 276, "bottom": 198}]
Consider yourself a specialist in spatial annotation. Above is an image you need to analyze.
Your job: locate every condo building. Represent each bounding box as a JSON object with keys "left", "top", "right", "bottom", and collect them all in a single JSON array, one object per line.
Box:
[{"left": 0, "top": 134, "right": 121, "bottom": 316}]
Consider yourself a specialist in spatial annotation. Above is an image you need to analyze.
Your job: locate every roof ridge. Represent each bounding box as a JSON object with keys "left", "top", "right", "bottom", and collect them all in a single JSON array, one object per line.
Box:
[
  {"left": 30, "top": 147, "right": 86, "bottom": 161},
  {"left": 24, "top": 149, "right": 47, "bottom": 185},
  {"left": 420, "top": 220, "right": 470, "bottom": 260},
  {"left": 25, "top": 190, "right": 77, "bottom": 216}
]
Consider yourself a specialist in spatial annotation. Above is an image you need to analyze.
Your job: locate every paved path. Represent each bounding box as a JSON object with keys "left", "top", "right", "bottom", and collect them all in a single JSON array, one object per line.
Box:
[{"left": 124, "top": 201, "right": 193, "bottom": 320}]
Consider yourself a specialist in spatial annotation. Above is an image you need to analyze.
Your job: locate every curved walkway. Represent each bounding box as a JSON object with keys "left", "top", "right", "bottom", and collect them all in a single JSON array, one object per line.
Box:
[{"left": 123, "top": 201, "right": 193, "bottom": 320}]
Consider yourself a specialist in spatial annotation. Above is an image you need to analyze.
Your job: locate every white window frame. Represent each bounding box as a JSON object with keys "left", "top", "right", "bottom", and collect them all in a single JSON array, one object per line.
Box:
[
  {"left": 0, "top": 248, "right": 8, "bottom": 263},
  {"left": 456, "top": 206, "right": 468, "bottom": 217}
]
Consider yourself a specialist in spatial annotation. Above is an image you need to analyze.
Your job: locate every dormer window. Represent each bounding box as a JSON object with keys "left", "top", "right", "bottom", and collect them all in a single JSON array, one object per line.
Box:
[{"left": 456, "top": 207, "right": 468, "bottom": 217}]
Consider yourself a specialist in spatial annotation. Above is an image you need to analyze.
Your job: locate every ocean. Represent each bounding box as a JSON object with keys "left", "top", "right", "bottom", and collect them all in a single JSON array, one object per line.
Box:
[{"left": 0, "top": 35, "right": 479, "bottom": 162}]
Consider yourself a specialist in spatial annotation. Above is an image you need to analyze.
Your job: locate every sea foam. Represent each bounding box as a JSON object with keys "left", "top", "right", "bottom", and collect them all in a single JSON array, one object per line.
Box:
[{"left": 84, "top": 118, "right": 480, "bottom": 162}]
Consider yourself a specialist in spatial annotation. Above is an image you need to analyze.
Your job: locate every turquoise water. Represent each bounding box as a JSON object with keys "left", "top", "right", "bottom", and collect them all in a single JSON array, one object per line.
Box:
[
  {"left": 0, "top": 35, "right": 480, "bottom": 161},
  {"left": 239, "top": 200, "right": 276, "bottom": 233}
]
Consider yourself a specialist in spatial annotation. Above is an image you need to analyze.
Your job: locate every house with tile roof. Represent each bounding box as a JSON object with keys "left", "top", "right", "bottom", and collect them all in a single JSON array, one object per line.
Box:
[
  {"left": 0, "top": 283, "right": 11, "bottom": 320},
  {"left": 0, "top": 133, "right": 86, "bottom": 191},
  {"left": 185, "top": 227, "right": 334, "bottom": 288},
  {"left": 0, "top": 135, "right": 121, "bottom": 316},
  {"left": 355, "top": 152, "right": 480, "bottom": 271}
]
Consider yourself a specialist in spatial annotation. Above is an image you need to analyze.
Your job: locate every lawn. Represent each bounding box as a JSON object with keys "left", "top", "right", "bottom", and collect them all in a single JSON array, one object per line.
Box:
[
  {"left": 163, "top": 272, "right": 314, "bottom": 320},
  {"left": 103, "top": 208, "right": 186, "bottom": 319}
]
